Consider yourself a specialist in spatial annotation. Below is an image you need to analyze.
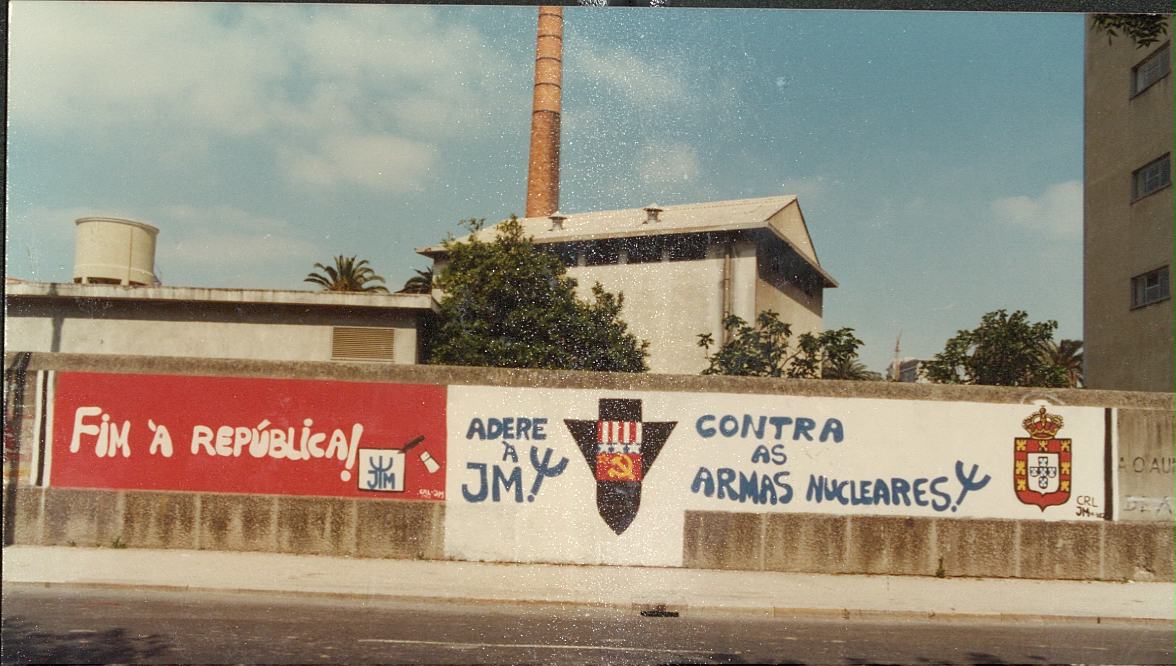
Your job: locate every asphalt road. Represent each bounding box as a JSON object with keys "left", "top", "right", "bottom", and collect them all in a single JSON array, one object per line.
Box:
[{"left": 2, "top": 584, "right": 1173, "bottom": 665}]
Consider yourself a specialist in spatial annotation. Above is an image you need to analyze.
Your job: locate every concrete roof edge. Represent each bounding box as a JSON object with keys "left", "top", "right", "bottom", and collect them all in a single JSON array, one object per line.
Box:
[{"left": 3, "top": 282, "right": 437, "bottom": 310}]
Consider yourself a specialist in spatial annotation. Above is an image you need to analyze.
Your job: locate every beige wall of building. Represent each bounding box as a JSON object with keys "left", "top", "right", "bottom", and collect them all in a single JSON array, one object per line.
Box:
[
  {"left": 1084, "top": 17, "right": 1175, "bottom": 392},
  {"left": 565, "top": 240, "right": 761, "bottom": 374},
  {"left": 5, "top": 283, "right": 431, "bottom": 365},
  {"left": 562, "top": 233, "right": 826, "bottom": 375}
]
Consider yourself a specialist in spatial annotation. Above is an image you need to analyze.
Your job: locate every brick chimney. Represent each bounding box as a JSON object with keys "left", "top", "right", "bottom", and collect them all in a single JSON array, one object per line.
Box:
[{"left": 525, "top": 6, "right": 563, "bottom": 218}]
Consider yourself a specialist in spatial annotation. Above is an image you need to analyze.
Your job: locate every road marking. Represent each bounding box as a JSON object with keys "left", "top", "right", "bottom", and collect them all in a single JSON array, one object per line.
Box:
[{"left": 357, "top": 638, "right": 723, "bottom": 654}]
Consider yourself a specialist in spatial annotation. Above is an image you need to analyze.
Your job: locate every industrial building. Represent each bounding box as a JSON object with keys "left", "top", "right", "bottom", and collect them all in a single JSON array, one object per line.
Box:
[
  {"left": 1084, "top": 17, "right": 1175, "bottom": 392},
  {"left": 4, "top": 217, "right": 433, "bottom": 365},
  {"left": 419, "top": 195, "right": 836, "bottom": 374}
]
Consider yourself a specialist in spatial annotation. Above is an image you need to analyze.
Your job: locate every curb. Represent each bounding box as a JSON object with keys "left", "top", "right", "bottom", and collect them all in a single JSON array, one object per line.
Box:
[{"left": 4, "top": 580, "right": 1172, "bottom": 627}]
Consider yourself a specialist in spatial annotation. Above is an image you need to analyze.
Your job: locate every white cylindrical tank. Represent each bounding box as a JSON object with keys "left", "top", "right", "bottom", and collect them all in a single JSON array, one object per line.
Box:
[{"left": 73, "top": 217, "right": 159, "bottom": 286}]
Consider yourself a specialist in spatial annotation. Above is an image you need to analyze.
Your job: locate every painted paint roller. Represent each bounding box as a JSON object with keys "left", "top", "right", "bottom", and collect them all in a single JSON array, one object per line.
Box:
[{"left": 401, "top": 435, "right": 440, "bottom": 474}]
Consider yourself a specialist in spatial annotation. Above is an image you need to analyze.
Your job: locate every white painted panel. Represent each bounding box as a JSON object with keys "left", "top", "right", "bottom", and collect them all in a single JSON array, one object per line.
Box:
[{"left": 446, "top": 386, "right": 1108, "bottom": 567}]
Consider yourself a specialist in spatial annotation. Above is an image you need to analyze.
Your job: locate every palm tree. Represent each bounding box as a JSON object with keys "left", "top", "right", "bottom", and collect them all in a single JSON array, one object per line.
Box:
[
  {"left": 398, "top": 267, "right": 434, "bottom": 294},
  {"left": 305, "top": 256, "right": 389, "bottom": 293},
  {"left": 822, "top": 357, "right": 881, "bottom": 381},
  {"left": 1041, "top": 339, "right": 1084, "bottom": 388}
]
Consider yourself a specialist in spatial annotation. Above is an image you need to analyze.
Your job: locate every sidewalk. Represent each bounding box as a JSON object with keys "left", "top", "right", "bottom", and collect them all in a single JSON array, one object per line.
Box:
[{"left": 3, "top": 546, "right": 1173, "bottom": 623}]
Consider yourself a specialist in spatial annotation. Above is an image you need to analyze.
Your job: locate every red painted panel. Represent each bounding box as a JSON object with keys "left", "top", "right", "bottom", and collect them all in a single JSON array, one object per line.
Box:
[{"left": 50, "top": 372, "right": 446, "bottom": 500}]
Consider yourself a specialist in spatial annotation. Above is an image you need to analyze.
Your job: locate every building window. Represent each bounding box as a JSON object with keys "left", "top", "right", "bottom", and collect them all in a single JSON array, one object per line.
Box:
[
  {"left": 1132, "top": 154, "right": 1171, "bottom": 200},
  {"left": 331, "top": 326, "right": 395, "bottom": 362},
  {"left": 584, "top": 240, "right": 620, "bottom": 266},
  {"left": 624, "top": 236, "right": 664, "bottom": 263},
  {"left": 1131, "top": 267, "right": 1170, "bottom": 309},
  {"left": 1132, "top": 43, "right": 1170, "bottom": 96},
  {"left": 550, "top": 243, "right": 582, "bottom": 268},
  {"left": 666, "top": 234, "right": 708, "bottom": 261}
]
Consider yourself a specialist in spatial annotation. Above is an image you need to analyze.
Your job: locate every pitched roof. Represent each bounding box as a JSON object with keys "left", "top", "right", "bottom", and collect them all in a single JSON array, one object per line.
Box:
[{"left": 416, "top": 194, "right": 835, "bottom": 286}]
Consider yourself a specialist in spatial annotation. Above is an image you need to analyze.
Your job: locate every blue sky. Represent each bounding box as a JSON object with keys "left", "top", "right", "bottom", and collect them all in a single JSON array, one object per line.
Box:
[{"left": 6, "top": 3, "right": 1084, "bottom": 373}]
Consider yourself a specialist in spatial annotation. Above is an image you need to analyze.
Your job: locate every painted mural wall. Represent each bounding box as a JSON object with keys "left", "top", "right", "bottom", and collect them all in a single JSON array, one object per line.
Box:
[
  {"left": 43, "top": 372, "right": 1113, "bottom": 567},
  {"left": 444, "top": 386, "right": 1109, "bottom": 567},
  {"left": 47, "top": 372, "right": 447, "bottom": 501}
]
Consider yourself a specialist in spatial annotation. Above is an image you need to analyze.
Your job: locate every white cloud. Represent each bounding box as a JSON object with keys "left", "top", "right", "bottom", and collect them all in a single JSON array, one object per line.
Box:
[
  {"left": 7, "top": 2, "right": 514, "bottom": 189},
  {"left": 571, "top": 43, "right": 688, "bottom": 108},
  {"left": 991, "top": 180, "right": 1082, "bottom": 236},
  {"left": 154, "top": 205, "right": 320, "bottom": 288},
  {"left": 282, "top": 134, "right": 438, "bottom": 191},
  {"left": 637, "top": 143, "right": 700, "bottom": 185},
  {"left": 8, "top": 3, "right": 288, "bottom": 135}
]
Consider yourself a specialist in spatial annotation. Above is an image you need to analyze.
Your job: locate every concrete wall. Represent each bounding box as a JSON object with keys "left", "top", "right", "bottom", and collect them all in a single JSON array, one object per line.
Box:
[
  {"left": 683, "top": 511, "right": 1174, "bottom": 582},
  {"left": 1118, "top": 408, "right": 1175, "bottom": 521},
  {"left": 1084, "top": 17, "right": 1175, "bottom": 392},
  {"left": 9, "top": 487, "right": 444, "bottom": 560},
  {"left": 4, "top": 352, "right": 1172, "bottom": 583},
  {"left": 5, "top": 298, "right": 422, "bottom": 365}
]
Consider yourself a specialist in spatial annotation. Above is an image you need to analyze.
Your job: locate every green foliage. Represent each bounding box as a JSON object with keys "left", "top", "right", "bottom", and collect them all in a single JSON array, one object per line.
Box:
[
  {"left": 1041, "top": 338, "right": 1084, "bottom": 388},
  {"left": 428, "top": 216, "right": 648, "bottom": 372},
  {"left": 923, "top": 310, "right": 1070, "bottom": 388},
  {"left": 1090, "top": 14, "right": 1169, "bottom": 48},
  {"left": 305, "top": 255, "right": 389, "bottom": 293},
  {"left": 822, "top": 356, "right": 883, "bottom": 381},
  {"left": 399, "top": 267, "right": 434, "bottom": 294},
  {"left": 697, "top": 310, "right": 864, "bottom": 379}
]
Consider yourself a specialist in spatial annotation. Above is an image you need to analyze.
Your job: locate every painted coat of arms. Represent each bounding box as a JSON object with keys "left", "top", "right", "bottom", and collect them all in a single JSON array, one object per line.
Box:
[
  {"left": 1014, "top": 406, "right": 1071, "bottom": 510},
  {"left": 564, "top": 399, "right": 676, "bottom": 535}
]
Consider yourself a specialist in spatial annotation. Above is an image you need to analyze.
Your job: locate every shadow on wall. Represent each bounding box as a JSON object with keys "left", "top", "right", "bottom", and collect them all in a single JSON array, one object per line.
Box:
[{"left": 3, "top": 352, "right": 33, "bottom": 546}]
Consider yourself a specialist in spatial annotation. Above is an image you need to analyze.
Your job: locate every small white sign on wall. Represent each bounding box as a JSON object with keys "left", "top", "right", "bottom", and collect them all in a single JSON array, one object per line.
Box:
[{"left": 357, "top": 448, "right": 406, "bottom": 493}]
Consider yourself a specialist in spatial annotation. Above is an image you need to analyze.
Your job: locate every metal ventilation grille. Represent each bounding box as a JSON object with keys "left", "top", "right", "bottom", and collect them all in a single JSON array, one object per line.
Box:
[{"left": 331, "top": 327, "right": 395, "bottom": 362}]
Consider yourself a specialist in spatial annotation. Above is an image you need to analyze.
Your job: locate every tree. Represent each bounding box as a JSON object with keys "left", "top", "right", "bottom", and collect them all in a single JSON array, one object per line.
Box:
[
  {"left": 1041, "top": 338, "right": 1084, "bottom": 388},
  {"left": 399, "top": 267, "right": 434, "bottom": 294},
  {"left": 697, "top": 310, "right": 863, "bottom": 379},
  {"left": 1090, "top": 14, "right": 1169, "bottom": 48},
  {"left": 305, "top": 256, "right": 389, "bottom": 293},
  {"left": 822, "top": 356, "right": 883, "bottom": 381},
  {"left": 427, "top": 216, "right": 648, "bottom": 372},
  {"left": 923, "top": 310, "right": 1069, "bottom": 388}
]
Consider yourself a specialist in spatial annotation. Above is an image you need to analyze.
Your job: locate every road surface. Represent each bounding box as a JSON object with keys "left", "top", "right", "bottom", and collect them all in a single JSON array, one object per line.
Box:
[{"left": 2, "top": 584, "right": 1172, "bottom": 664}]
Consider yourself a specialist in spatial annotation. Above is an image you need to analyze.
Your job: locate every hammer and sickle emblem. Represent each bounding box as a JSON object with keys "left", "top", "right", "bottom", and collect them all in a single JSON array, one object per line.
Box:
[{"left": 606, "top": 454, "right": 635, "bottom": 480}]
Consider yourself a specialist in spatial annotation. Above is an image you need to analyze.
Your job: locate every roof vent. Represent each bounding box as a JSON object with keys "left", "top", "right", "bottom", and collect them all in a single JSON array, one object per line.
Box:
[
  {"left": 548, "top": 210, "right": 568, "bottom": 231},
  {"left": 642, "top": 204, "right": 663, "bottom": 224}
]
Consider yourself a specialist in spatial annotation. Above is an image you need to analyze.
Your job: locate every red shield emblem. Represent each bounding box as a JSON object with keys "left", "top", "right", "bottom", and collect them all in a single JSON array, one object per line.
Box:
[{"left": 1014, "top": 407, "right": 1071, "bottom": 511}]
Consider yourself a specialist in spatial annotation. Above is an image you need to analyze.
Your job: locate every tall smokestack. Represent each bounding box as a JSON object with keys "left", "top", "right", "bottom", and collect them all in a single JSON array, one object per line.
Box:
[{"left": 525, "top": 6, "right": 563, "bottom": 218}]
